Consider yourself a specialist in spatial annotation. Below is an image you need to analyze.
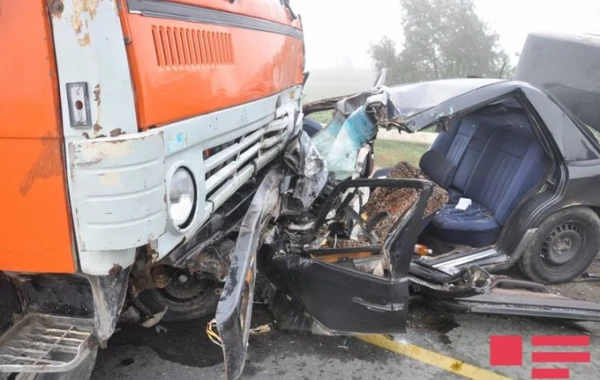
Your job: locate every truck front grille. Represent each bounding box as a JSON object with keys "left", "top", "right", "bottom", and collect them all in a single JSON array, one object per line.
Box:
[{"left": 202, "top": 109, "right": 296, "bottom": 216}]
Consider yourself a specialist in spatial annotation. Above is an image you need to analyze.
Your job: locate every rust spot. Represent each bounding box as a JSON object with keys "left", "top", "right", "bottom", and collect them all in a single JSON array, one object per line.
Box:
[
  {"left": 77, "top": 157, "right": 103, "bottom": 167},
  {"left": 72, "top": 0, "right": 100, "bottom": 36},
  {"left": 109, "top": 128, "right": 124, "bottom": 137},
  {"left": 93, "top": 84, "right": 101, "bottom": 106},
  {"left": 72, "top": 16, "right": 83, "bottom": 35},
  {"left": 146, "top": 243, "right": 159, "bottom": 263},
  {"left": 109, "top": 263, "right": 123, "bottom": 275},
  {"left": 77, "top": 32, "right": 91, "bottom": 47},
  {"left": 450, "top": 361, "right": 464, "bottom": 371},
  {"left": 68, "top": 144, "right": 77, "bottom": 183},
  {"left": 92, "top": 84, "right": 102, "bottom": 136},
  {"left": 20, "top": 135, "right": 62, "bottom": 196}
]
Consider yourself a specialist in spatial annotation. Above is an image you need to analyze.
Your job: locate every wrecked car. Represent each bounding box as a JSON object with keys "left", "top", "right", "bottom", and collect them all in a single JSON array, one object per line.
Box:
[
  {"left": 215, "top": 34, "right": 600, "bottom": 377},
  {"left": 301, "top": 76, "right": 600, "bottom": 286}
]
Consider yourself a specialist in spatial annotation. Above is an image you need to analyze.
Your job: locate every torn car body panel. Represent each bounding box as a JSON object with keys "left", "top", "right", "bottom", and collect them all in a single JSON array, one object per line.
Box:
[
  {"left": 262, "top": 253, "right": 410, "bottom": 333},
  {"left": 261, "top": 177, "right": 434, "bottom": 334},
  {"left": 438, "top": 279, "right": 600, "bottom": 322},
  {"left": 215, "top": 168, "right": 284, "bottom": 380}
]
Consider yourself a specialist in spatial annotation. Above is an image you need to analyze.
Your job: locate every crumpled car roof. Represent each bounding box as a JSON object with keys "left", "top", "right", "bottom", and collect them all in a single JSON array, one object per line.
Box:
[
  {"left": 335, "top": 78, "right": 503, "bottom": 132},
  {"left": 310, "top": 78, "right": 600, "bottom": 162}
]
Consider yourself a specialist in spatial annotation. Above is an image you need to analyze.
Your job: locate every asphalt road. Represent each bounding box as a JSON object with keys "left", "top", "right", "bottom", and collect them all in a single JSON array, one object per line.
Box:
[{"left": 91, "top": 263, "right": 600, "bottom": 380}]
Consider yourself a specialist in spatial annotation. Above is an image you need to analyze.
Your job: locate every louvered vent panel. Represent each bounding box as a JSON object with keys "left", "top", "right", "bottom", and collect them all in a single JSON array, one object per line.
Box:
[{"left": 151, "top": 26, "right": 234, "bottom": 68}]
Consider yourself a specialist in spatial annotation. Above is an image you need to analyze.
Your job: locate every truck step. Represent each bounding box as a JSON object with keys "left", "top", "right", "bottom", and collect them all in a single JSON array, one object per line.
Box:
[{"left": 0, "top": 314, "right": 94, "bottom": 373}]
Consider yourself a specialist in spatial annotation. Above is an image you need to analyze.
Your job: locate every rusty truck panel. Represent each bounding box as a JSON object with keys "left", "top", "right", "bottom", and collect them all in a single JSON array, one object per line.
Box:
[
  {"left": 48, "top": 0, "right": 139, "bottom": 140},
  {"left": 0, "top": 1, "right": 75, "bottom": 273}
]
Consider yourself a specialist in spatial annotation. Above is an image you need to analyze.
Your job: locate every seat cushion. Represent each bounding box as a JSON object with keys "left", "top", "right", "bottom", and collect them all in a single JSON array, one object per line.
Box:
[
  {"left": 429, "top": 202, "right": 501, "bottom": 247},
  {"left": 423, "top": 115, "right": 498, "bottom": 193}
]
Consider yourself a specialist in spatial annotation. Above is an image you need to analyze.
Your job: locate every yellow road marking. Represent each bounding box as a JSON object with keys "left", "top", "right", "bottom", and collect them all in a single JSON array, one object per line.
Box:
[{"left": 357, "top": 334, "right": 512, "bottom": 380}]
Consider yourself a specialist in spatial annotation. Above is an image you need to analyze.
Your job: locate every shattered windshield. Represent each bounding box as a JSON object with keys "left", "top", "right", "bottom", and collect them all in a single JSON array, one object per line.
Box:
[{"left": 312, "top": 107, "right": 377, "bottom": 180}]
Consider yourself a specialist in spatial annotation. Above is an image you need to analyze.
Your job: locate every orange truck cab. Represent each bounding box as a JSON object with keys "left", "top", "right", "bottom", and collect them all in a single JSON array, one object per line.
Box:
[{"left": 0, "top": 1, "right": 304, "bottom": 378}]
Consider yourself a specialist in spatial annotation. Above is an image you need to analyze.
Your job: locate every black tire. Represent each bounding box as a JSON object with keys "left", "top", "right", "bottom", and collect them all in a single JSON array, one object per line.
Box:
[
  {"left": 518, "top": 207, "right": 600, "bottom": 284},
  {"left": 4, "top": 348, "right": 97, "bottom": 380},
  {"left": 133, "top": 275, "right": 222, "bottom": 322}
]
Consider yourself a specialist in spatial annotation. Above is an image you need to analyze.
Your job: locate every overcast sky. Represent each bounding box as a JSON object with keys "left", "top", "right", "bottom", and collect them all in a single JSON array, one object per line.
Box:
[{"left": 294, "top": 0, "right": 600, "bottom": 70}]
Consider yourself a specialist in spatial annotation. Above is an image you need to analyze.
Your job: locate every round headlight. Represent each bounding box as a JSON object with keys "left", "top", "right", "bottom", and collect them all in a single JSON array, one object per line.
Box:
[{"left": 169, "top": 168, "right": 196, "bottom": 228}]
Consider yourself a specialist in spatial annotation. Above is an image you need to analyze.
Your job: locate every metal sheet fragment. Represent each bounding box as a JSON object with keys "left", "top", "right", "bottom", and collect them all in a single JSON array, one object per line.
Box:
[{"left": 284, "top": 131, "right": 328, "bottom": 208}]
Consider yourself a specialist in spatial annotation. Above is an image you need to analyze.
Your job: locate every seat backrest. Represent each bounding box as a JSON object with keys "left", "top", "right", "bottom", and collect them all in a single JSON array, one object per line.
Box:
[
  {"left": 450, "top": 121, "right": 498, "bottom": 192},
  {"left": 464, "top": 127, "right": 549, "bottom": 225},
  {"left": 424, "top": 116, "right": 500, "bottom": 192}
]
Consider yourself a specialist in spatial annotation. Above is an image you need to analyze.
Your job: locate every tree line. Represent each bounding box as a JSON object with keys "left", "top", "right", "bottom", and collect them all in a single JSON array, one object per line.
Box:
[{"left": 369, "top": 0, "right": 512, "bottom": 85}]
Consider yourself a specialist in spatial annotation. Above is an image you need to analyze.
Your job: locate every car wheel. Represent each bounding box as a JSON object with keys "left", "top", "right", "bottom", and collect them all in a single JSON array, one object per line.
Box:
[
  {"left": 518, "top": 207, "right": 600, "bottom": 284},
  {"left": 2, "top": 348, "right": 97, "bottom": 380},
  {"left": 133, "top": 272, "right": 222, "bottom": 322}
]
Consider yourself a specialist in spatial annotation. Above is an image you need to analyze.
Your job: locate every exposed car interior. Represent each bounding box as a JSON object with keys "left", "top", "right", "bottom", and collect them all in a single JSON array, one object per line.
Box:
[
  {"left": 287, "top": 96, "right": 554, "bottom": 279},
  {"left": 419, "top": 98, "right": 552, "bottom": 254}
]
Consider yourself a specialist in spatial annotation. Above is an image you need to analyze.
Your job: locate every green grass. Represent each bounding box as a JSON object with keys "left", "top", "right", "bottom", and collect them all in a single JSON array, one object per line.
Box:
[
  {"left": 374, "top": 140, "right": 429, "bottom": 168},
  {"left": 308, "top": 110, "right": 334, "bottom": 124}
]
